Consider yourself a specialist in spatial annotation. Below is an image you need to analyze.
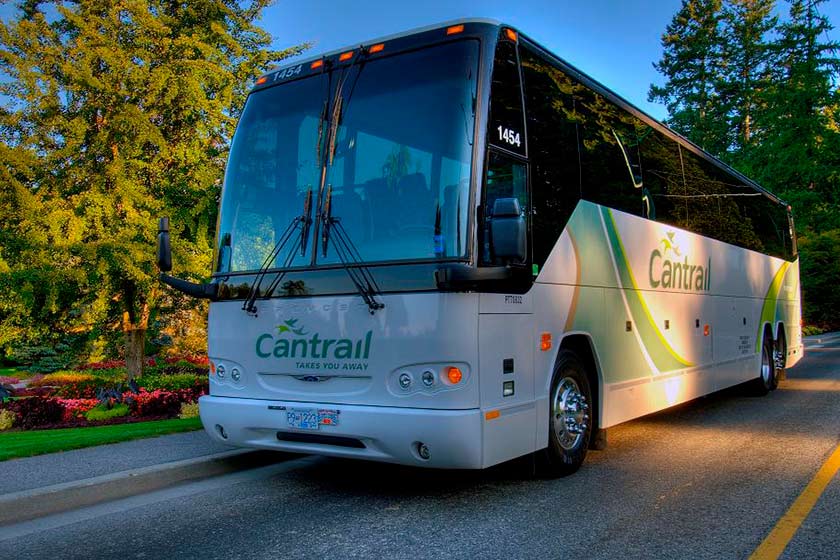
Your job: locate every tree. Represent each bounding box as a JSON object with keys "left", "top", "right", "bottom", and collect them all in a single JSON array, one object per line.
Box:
[
  {"left": 719, "top": 0, "right": 777, "bottom": 162},
  {"left": 0, "top": 1, "right": 306, "bottom": 378},
  {"left": 751, "top": 0, "right": 840, "bottom": 232},
  {"left": 649, "top": 0, "right": 731, "bottom": 154}
]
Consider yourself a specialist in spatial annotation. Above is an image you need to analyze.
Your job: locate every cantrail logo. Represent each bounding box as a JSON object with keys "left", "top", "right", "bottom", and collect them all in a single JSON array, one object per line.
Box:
[
  {"left": 649, "top": 232, "right": 710, "bottom": 291},
  {"left": 255, "top": 318, "right": 372, "bottom": 361}
]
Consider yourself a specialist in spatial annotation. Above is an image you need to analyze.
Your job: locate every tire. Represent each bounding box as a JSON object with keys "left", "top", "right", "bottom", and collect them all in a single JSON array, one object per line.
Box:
[
  {"left": 772, "top": 330, "right": 787, "bottom": 389},
  {"left": 536, "top": 350, "right": 593, "bottom": 477},
  {"left": 751, "top": 333, "right": 775, "bottom": 396}
]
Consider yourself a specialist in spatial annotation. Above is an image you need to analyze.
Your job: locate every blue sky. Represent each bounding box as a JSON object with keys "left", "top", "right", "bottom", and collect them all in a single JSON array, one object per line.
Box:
[
  {"left": 262, "top": 0, "right": 840, "bottom": 121},
  {"left": 0, "top": 1, "right": 837, "bottom": 121}
]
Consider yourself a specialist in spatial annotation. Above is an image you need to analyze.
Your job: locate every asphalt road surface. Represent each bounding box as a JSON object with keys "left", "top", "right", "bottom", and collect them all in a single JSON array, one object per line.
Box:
[{"left": 2, "top": 335, "right": 839, "bottom": 560}]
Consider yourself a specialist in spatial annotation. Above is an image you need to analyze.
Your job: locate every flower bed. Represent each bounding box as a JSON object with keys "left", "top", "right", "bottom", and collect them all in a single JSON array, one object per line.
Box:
[{"left": 0, "top": 357, "right": 209, "bottom": 432}]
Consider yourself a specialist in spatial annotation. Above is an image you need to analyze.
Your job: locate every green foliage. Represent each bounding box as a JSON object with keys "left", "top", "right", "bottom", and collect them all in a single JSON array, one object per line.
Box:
[
  {"left": 137, "top": 373, "right": 205, "bottom": 392},
  {"left": 178, "top": 401, "right": 200, "bottom": 419},
  {"left": 649, "top": 0, "right": 731, "bottom": 153},
  {"left": 797, "top": 229, "right": 840, "bottom": 329},
  {"left": 0, "top": 1, "right": 307, "bottom": 373},
  {"left": 84, "top": 403, "right": 130, "bottom": 422},
  {"left": 802, "top": 325, "right": 826, "bottom": 336},
  {"left": 0, "top": 409, "right": 15, "bottom": 431}
]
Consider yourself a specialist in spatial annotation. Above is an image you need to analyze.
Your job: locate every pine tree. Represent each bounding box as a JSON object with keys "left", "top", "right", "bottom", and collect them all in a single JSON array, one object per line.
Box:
[
  {"left": 649, "top": 0, "right": 731, "bottom": 154},
  {"left": 754, "top": 0, "right": 840, "bottom": 231},
  {"left": 719, "top": 0, "right": 777, "bottom": 162},
  {"left": 0, "top": 1, "right": 306, "bottom": 378}
]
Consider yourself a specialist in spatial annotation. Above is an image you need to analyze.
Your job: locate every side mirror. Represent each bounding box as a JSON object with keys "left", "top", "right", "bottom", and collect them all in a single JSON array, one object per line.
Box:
[
  {"left": 156, "top": 217, "right": 172, "bottom": 272},
  {"left": 490, "top": 198, "right": 526, "bottom": 262}
]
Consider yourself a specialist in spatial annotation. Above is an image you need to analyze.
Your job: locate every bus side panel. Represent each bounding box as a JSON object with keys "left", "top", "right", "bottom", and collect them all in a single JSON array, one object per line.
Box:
[
  {"left": 478, "top": 296, "right": 536, "bottom": 468},
  {"left": 535, "top": 200, "right": 802, "bottom": 429}
]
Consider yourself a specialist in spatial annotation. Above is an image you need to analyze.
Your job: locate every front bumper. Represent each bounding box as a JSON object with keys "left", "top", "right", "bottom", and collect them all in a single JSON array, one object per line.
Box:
[{"left": 199, "top": 395, "right": 483, "bottom": 469}]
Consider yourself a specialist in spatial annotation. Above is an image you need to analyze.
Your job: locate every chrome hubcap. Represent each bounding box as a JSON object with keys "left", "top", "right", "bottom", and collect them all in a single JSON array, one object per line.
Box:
[{"left": 552, "top": 376, "right": 589, "bottom": 450}]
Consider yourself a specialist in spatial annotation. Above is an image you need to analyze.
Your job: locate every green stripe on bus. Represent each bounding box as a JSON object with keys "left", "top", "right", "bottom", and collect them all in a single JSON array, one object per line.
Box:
[
  {"left": 602, "top": 207, "right": 693, "bottom": 372},
  {"left": 756, "top": 261, "right": 791, "bottom": 352}
]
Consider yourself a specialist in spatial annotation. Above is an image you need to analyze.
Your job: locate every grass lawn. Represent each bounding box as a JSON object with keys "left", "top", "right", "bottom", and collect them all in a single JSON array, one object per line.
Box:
[
  {"left": 0, "top": 366, "right": 19, "bottom": 378},
  {"left": 0, "top": 417, "right": 203, "bottom": 461}
]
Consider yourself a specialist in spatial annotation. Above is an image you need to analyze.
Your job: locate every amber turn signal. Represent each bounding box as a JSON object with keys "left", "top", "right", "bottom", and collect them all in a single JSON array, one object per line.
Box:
[
  {"left": 446, "top": 366, "right": 463, "bottom": 384},
  {"left": 540, "top": 332, "right": 552, "bottom": 351}
]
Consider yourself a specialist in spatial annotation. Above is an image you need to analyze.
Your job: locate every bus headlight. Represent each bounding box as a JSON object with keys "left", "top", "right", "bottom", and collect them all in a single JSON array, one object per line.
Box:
[
  {"left": 422, "top": 370, "right": 435, "bottom": 387},
  {"left": 216, "top": 364, "right": 226, "bottom": 379},
  {"left": 231, "top": 368, "right": 241, "bottom": 383},
  {"left": 398, "top": 372, "right": 412, "bottom": 389}
]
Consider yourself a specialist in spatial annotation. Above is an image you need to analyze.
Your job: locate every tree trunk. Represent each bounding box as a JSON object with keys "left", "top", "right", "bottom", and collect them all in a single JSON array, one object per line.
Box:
[
  {"left": 123, "top": 300, "right": 151, "bottom": 382},
  {"left": 125, "top": 326, "right": 146, "bottom": 381}
]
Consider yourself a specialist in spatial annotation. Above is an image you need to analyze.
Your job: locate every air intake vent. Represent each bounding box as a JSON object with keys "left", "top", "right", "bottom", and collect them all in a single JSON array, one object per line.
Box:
[{"left": 277, "top": 432, "right": 365, "bottom": 449}]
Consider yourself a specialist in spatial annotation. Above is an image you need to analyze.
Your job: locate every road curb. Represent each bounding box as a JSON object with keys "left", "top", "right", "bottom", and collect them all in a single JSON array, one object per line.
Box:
[{"left": 0, "top": 449, "right": 284, "bottom": 526}]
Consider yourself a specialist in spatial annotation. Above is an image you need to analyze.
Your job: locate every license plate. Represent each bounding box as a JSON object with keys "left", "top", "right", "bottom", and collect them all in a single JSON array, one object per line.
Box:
[{"left": 286, "top": 408, "right": 339, "bottom": 430}]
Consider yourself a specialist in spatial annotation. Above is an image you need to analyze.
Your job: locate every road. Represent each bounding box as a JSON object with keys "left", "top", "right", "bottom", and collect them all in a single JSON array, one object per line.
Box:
[{"left": 2, "top": 334, "right": 839, "bottom": 559}]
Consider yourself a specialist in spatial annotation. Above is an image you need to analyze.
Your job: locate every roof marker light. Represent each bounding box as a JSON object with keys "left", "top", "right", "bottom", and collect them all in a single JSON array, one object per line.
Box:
[
  {"left": 505, "top": 28, "right": 518, "bottom": 41},
  {"left": 446, "top": 24, "right": 464, "bottom": 35},
  {"left": 339, "top": 50, "right": 354, "bottom": 61},
  {"left": 369, "top": 43, "right": 385, "bottom": 54},
  {"left": 311, "top": 59, "right": 324, "bottom": 69},
  {"left": 255, "top": 76, "right": 268, "bottom": 85}
]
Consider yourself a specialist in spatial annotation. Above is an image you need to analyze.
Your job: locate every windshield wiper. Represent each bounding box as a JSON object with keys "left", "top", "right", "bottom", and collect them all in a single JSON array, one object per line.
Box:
[
  {"left": 320, "top": 186, "right": 384, "bottom": 314},
  {"left": 242, "top": 188, "right": 313, "bottom": 315}
]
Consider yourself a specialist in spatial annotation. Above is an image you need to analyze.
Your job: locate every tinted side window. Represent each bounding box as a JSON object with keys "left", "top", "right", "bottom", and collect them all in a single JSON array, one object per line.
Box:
[
  {"left": 638, "top": 129, "right": 689, "bottom": 229},
  {"left": 519, "top": 44, "right": 581, "bottom": 268},
  {"left": 575, "top": 86, "right": 648, "bottom": 217},
  {"left": 681, "top": 152, "right": 763, "bottom": 252},
  {"left": 489, "top": 38, "right": 526, "bottom": 157}
]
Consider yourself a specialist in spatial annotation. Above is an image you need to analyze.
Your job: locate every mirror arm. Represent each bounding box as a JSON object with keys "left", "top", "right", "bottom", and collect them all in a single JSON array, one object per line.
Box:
[{"left": 159, "top": 274, "right": 218, "bottom": 300}]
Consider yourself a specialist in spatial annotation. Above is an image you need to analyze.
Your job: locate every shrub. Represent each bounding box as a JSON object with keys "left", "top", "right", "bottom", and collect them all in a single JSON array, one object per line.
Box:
[
  {"left": 58, "top": 398, "right": 100, "bottom": 422},
  {"left": 8, "top": 397, "right": 65, "bottom": 429},
  {"left": 29, "top": 371, "right": 103, "bottom": 387},
  {"left": 802, "top": 325, "right": 826, "bottom": 337},
  {"left": 128, "top": 389, "right": 184, "bottom": 418},
  {"left": 178, "top": 401, "right": 200, "bottom": 419},
  {"left": 85, "top": 403, "right": 130, "bottom": 422},
  {"left": 137, "top": 374, "right": 206, "bottom": 392},
  {"left": 0, "top": 376, "right": 20, "bottom": 385},
  {"left": 0, "top": 409, "right": 15, "bottom": 431}
]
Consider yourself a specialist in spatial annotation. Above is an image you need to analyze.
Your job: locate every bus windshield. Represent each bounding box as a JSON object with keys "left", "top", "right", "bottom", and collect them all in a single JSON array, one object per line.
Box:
[{"left": 216, "top": 40, "right": 479, "bottom": 274}]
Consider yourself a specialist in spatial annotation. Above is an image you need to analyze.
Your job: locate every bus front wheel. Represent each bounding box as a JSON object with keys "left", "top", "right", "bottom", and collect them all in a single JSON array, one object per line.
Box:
[{"left": 537, "top": 350, "right": 593, "bottom": 477}]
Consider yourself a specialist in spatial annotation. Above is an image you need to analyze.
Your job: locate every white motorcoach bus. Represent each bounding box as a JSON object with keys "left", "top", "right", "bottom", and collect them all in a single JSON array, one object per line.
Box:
[{"left": 156, "top": 20, "right": 803, "bottom": 476}]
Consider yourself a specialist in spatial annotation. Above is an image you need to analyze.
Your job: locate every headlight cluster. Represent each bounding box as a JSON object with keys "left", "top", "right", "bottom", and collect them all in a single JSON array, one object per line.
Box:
[
  {"left": 210, "top": 360, "right": 245, "bottom": 387},
  {"left": 389, "top": 363, "right": 469, "bottom": 395}
]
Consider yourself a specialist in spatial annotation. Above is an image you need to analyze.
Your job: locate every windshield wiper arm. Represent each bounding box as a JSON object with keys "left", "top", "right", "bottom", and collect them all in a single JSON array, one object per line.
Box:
[
  {"left": 242, "top": 188, "right": 313, "bottom": 315},
  {"left": 320, "top": 186, "right": 384, "bottom": 314}
]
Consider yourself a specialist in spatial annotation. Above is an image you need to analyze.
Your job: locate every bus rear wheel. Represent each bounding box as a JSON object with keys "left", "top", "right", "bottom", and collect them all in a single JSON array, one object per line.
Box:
[
  {"left": 751, "top": 334, "right": 775, "bottom": 396},
  {"left": 772, "top": 330, "right": 787, "bottom": 389},
  {"left": 536, "top": 350, "right": 593, "bottom": 477}
]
